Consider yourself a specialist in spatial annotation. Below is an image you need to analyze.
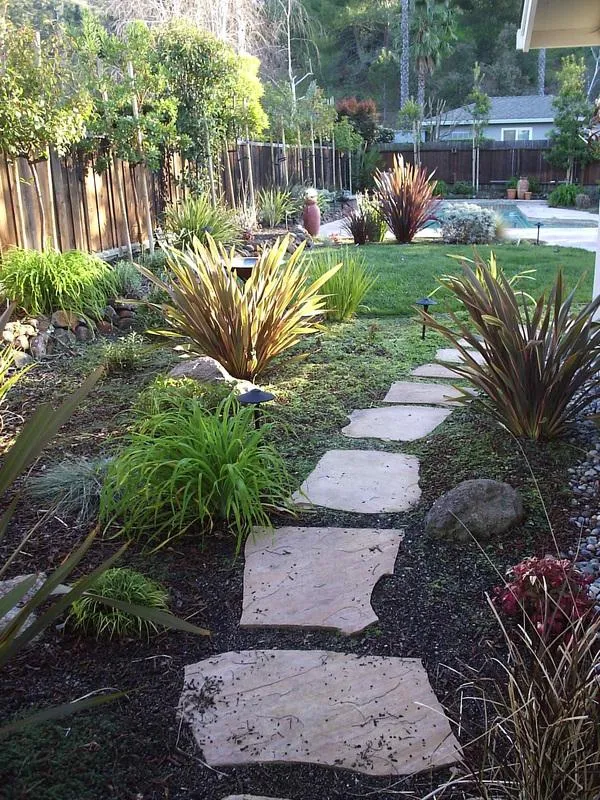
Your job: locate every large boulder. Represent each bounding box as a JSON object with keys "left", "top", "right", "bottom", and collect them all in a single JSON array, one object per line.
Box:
[
  {"left": 168, "top": 356, "right": 257, "bottom": 395},
  {"left": 425, "top": 479, "right": 523, "bottom": 542}
]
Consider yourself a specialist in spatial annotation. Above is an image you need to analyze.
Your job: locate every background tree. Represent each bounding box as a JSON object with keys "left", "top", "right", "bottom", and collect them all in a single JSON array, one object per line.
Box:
[
  {"left": 336, "top": 97, "right": 379, "bottom": 145},
  {"left": 547, "top": 55, "right": 598, "bottom": 183},
  {"left": 398, "top": 98, "right": 423, "bottom": 164},
  {"left": 0, "top": 21, "right": 92, "bottom": 248},
  {"left": 399, "top": 0, "right": 410, "bottom": 108},
  {"left": 412, "top": 0, "right": 458, "bottom": 109},
  {"left": 538, "top": 48, "right": 546, "bottom": 95}
]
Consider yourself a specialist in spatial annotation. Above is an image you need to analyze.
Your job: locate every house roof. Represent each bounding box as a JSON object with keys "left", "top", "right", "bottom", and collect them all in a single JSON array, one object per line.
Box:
[
  {"left": 430, "top": 95, "right": 555, "bottom": 126},
  {"left": 517, "top": 0, "right": 600, "bottom": 51}
]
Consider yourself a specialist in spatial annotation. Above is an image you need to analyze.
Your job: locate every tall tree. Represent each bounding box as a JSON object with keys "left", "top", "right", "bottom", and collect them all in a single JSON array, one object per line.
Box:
[
  {"left": 468, "top": 62, "right": 490, "bottom": 194},
  {"left": 412, "top": 0, "right": 458, "bottom": 108},
  {"left": 538, "top": 48, "right": 546, "bottom": 95},
  {"left": 400, "top": 0, "right": 410, "bottom": 108},
  {"left": 547, "top": 55, "right": 598, "bottom": 184}
]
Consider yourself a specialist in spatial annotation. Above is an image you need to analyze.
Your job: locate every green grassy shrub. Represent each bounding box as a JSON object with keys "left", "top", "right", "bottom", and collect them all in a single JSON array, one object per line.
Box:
[
  {"left": 69, "top": 568, "right": 169, "bottom": 640},
  {"left": 548, "top": 183, "right": 579, "bottom": 207},
  {"left": 341, "top": 198, "right": 387, "bottom": 244},
  {"left": 257, "top": 187, "right": 294, "bottom": 227},
  {"left": 111, "top": 260, "right": 142, "bottom": 298},
  {"left": 0, "top": 249, "right": 118, "bottom": 319},
  {"left": 432, "top": 179, "right": 448, "bottom": 197},
  {"left": 165, "top": 194, "right": 240, "bottom": 248},
  {"left": 311, "top": 248, "right": 376, "bottom": 321},
  {"left": 101, "top": 333, "right": 152, "bottom": 374},
  {"left": 28, "top": 457, "right": 110, "bottom": 525},
  {"left": 100, "top": 398, "right": 293, "bottom": 551},
  {"left": 451, "top": 181, "right": 474, "bottom": 196},
  {"left": 135, "top": 375, "right": 233, "bottom": 418}
]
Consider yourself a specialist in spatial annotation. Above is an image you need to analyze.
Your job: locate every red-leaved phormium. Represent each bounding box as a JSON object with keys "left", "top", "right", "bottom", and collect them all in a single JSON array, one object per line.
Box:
[{"left": 494, "top": 555, "right": 595, "bottom": 638}]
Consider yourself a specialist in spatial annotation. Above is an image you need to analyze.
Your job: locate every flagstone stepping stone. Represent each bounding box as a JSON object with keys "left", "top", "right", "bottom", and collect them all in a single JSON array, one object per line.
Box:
[
  {"left": 342, "top": 405, "right": 452, "bottom": 442},
  {"left": 292, "top": 449, "right": 421, "bottom": 513},
  {"left": 179, "top": 649, "right": 462, "bottom": 776},
  {"left": 240, "top": 526, "right": 404, "bottom": 635},
  {"left": 411, "top": 363, "right": 459, "bottom": 379},
  {"left": 0, "top": 573, "right": 46, "bottom": 637},
  {"left": 383, "top": 380, "right": 467, "bottom": 406},
  {"left": 435, "top": 347, "right": 485, "bottom": 365}
]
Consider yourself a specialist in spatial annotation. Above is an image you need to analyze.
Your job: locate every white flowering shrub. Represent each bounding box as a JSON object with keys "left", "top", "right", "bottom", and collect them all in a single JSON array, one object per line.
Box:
[{"left": 440, "top": 203, "right": 497, "bottom": 244}]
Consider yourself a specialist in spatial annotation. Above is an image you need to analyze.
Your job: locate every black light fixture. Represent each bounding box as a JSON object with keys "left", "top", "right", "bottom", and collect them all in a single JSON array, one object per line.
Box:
[
  {"left": 237, "top": 387, "right": 275, "bottom": 427},
  {"left": 536, "top": 221, "right": 543, "bottom": 245},
  {"left": 415, "top": 296, "right": 438, "bottom": 339}
]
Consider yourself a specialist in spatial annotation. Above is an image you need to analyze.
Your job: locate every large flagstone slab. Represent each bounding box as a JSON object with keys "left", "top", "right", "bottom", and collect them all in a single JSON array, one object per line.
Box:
[
  {"left": 411, "top": 363, "right": 459, "bottom": 379},
  {"left": 180, "top": 650, "right": 462, "bottom": 776},
  {"left": 240, "top": 526, "right": 404, "bottom": 634},
  {"left": 383, "top": 380, "right": 466, "bottom": 406},
  {"left": 436, "top": 347, "right": 485, "bottom": 365},
  {"left": 292, "top": 449, "right": 421, "bottom": 513},
  {"left": 342, "top": 405, "right": 452, "bottom": 442}
]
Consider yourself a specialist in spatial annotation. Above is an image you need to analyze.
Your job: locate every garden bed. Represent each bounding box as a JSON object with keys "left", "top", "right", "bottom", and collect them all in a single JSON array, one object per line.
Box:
[{"left": 0, "top": 310, "right": 581, "bottom": 799}]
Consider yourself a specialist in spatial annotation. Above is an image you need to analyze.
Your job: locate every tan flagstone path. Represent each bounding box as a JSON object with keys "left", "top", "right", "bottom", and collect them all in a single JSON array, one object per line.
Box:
[
  {"left": 342, "top": 405, "right": 452, "bottom": 442},
  {"left": 179, "top": 650, "right": 462, "bottom": 776}
]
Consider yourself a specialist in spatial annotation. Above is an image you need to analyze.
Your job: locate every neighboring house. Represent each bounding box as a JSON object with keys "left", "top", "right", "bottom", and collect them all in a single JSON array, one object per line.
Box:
[{"left": 424, "top": 95, "right": 556, "bottom": 142}]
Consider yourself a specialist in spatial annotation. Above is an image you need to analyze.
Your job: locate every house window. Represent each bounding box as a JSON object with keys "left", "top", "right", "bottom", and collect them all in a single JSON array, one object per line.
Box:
[{"left": 501, "top": 127, "right": 533, "bottom": 141}]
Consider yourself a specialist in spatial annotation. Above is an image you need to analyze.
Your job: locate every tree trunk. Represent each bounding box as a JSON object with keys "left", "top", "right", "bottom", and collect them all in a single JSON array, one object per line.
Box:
[
  {"left": 417, "top": 69, "right": 425, "bottom": 110},
  {"left": 128, "top": 60, "right": 154, "bottom": 254},
  {"left": 245, "top": 128, "right": 255, "bottom": 212},
  {"left": 537, "top": 48, "right": 546, "bottom": 96},
  {"left": 281, "top": 125, "right": 289, "bottom": 185},
  {"left": 400, "top": 0, "right": 410, "bottom": 108},
  {"left": 114, "top": 154, "right": 133, "bottom": 260}
]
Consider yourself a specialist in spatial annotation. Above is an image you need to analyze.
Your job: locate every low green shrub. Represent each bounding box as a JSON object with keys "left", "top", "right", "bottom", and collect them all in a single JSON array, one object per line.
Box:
[
  {"left": 112, "top": 261, "right": 143, "bottom": 298},
  {"left": 527, "top": 176, "right": 541, "bottom": 194},
  {"left": 100, "top": 397, "right": 293, "bottom": 551},
  {"left": 135, "top": 375, "right": 233, "bottom": 418},
  {"left": 257, "top": 187, "right": 294, "bottom": 227},
  {"left": 548, "top": 183, "right": 579, "bottom": 207},
  {"left": 440, "top": 203, "right": 497, "bottom": 244},
  {"left": 164, "top": 194, "right": 240, "bottom": 248},
  {"left": 101, "top": 333, "right": 151, "bottom": 374},
  {"left": 432, "top": 179, "right": 448, "bottom": 197},
  {"left": 138, "top": 250, "right": 167, "bottom": 276},
  {"left": 28, "top": 457, "right": 110, "bottom": 525},
  {"left": 69, "top": 568, "right": 170, "bottom": 640},
  {"left": 0, "top": 249, "right": 118, "bottom": 319},
  {"left": 311, "top": 247, "right": 376, "bottom": 321},
  {"left": 451, "top": 180, "right": 474, "bottom": 196}
]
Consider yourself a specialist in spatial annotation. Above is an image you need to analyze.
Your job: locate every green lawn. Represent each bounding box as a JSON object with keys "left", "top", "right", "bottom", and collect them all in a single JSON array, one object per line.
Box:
[{"left": 314, "top": 242, "right": 595, "bottom": 316}]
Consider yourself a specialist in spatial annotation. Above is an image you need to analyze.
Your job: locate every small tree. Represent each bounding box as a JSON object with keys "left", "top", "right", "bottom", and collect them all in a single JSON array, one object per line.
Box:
[
  {"left": 468, "top": 63, "right": 490, "bottom": 195},
  {"left": 0, "top": 22, "right": 91, "bottom": 249},
  {"left": 398, "top": 99, "right": 423, "bottom": 165},
  {"left": 547, "top": 55, "right": 598, "bottom": 184}
]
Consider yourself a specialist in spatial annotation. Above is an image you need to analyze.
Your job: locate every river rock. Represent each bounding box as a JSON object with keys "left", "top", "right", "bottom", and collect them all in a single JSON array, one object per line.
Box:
[{"left": 426, "top": 478, "right": 523, "bottom": 542}]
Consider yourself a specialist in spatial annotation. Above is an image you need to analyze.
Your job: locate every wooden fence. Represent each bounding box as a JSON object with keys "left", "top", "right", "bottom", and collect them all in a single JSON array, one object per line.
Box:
[
  {"left": 0, "top": 142, "right": 350, "bottom": 255},
  {"left": 379, "top": 141, "right": 600, "bottom": 187}
]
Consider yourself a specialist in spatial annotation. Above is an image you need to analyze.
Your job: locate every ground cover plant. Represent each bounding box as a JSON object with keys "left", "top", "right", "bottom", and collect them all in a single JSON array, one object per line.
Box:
[
  {"left": 164, "top": 194, "right": 240, "bottom": 248},
  {"left": 69, "top": 568, "right": 170, "bottom": 640},
  {"left": 374, "top": 154, "right": 440, "bottom": 243},
  {"left": 422, "top": 253, "right": 600, "bottom": 439},
  {"left": 100, "top": 396, "right": 293, "bottom": 552},
  {"left": 134, "top": 374, "right": 233, "bottom": 416},
  {"left": 0, "top": 249, "right": 119, "bottom": 320},
  {"left": 310, "top": 247, "right": 376, "bottom": 320},
  {"left": 139, "top": 235, "right": 340, "bottom": 380},
  {"left": 101, "top": 333, "right": 153, "bottom": 374}
]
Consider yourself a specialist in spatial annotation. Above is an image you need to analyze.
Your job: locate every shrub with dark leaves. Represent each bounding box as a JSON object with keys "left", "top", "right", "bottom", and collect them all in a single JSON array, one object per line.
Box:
[
  {"left": 373, "top": 155, "right": 439, "bottom": 243},
  {"left": 495, "top": 555, "right": 594, "bottom": 638}
]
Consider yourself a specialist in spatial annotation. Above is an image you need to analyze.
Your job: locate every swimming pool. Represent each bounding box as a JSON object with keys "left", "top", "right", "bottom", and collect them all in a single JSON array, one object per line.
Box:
[{"left": 433, "top": 202, "right": 535, "bottom": 229}]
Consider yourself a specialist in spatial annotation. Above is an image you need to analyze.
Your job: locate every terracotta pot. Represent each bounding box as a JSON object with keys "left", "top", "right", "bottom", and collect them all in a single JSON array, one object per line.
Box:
[
  {"left": 517, "top": 177, "right": 529, "bottom": 200},
  {"left": 303, "top": 199, "right": 321, "bottom": 236},
  {"left": 524, "top": 191, "right": 532, "bottom": 201},
  {"left": 507, "top": 188, "right": 517, "bottom": 200}
]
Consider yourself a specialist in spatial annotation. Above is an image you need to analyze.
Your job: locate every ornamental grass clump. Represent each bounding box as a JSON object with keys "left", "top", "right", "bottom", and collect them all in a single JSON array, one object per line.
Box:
[
  {"left": 422, "top": 252, "right": 600, "bottom": 440},
  {"left": 69, "top": 568, "right": 170, "bottom": 640},
  {"left": 311, "top": 248, "right": 376, "bottom": 321},
  {"left": 257, "top": 187, "right": 295, "bottom": 227},
  {"left": 28, "top": 457, "right": 111, "bottom": 526},
  {"left": 164, "top": 194, "right": 240, "bottom": 248},
  {"left": 438, "top": 593, "right": 600, "bottom": 800},
  {"left": 373, "top": 154, "right": 440, "bottom": 243},
  {"left": 100, "top": 397, "right": 293, "bottom": 552},
  {"left": 0, "top": 249, "right": 119, "bottom": 320},
  {"left": 138, "top": 235, "right": 340, "bottom": 380},
  {"left": 341, "top": 198, "right": 387, "bottom": 244},
  {"left": 135, "top": 375, "right": 233, "bottom": 417}
]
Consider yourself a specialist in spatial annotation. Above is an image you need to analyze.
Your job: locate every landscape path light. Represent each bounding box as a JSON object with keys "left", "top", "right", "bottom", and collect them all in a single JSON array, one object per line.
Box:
[{"left": 415, "top": 296, "right": 438, "bottom": 340}]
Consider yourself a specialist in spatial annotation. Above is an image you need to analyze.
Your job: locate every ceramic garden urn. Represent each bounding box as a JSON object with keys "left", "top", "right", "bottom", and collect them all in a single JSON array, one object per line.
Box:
[
  {"left": 302, "top": 188, "right": 321, "bottom": 236},
  {"left": 517, "top": 177, "right": 529, "bottom": 200}
]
